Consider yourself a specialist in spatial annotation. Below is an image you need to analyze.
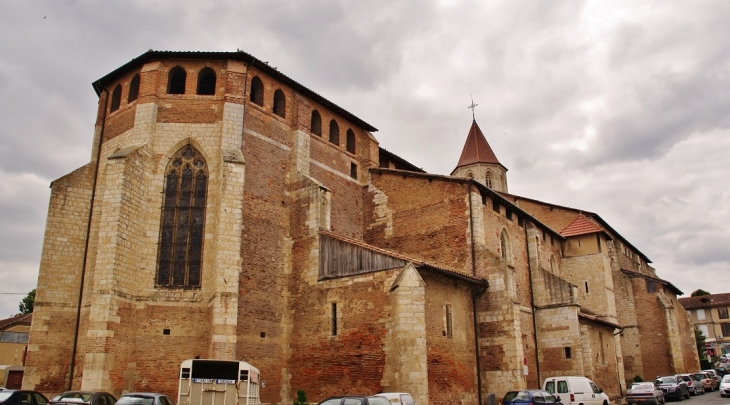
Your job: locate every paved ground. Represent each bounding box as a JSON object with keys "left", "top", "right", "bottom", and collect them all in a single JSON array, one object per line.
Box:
[{"left": 666, "top": 388, "right": 729, "bottom": 405}]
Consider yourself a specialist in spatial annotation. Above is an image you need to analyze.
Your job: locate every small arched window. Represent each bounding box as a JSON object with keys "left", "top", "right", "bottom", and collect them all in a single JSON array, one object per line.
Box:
[
  {"left": 311, "top": 110, "right": 322, "bottom": 136},
  {"left": 346, "top": 129, "right": 356, "bottom": 154},
  {"left": 110, "top": 85, "right": 122, "bottom": 112},
  {"left": 168, "top": 66, "right": 187, "bottom": 94},
  {"left": 157, "top": 145, "right": 208, "bottom": 288},
  {"left": 273, "top": 89, "right": 286, "bottom": 118},
  {"left": 485, "top": 172, "right": 493, "bottom": 188},
  {"left": 128, "top": 74, "right": 140, "bottom": 103},
  {"left": 197, "top": 67, "right": 216, "bottom": 95},
  {"left": 550, "top": 255, "right": 558, "bottom": 275},
  {"left": 500, "top": 229, "right": 511, "bottom": 261},
  {"left": 329, "top": 120, "right": 340, "bottom": 145},
  {"left": 250, "top": 76, "right": 264, "bottom": 106}
]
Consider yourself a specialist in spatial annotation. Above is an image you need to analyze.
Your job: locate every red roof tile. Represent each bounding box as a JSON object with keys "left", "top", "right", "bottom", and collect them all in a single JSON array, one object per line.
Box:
[
  {"left": 454, "top": 121, "right": 502, "bottom": 169},
  {"left": 560, "top": 214, "right": 604, "bottom": 237},
  {"left": 0, "top": 313, "right": 32, "bottom": 330},
  {"left": 678, "top": 293, "right": 730, "bottom": 310}
]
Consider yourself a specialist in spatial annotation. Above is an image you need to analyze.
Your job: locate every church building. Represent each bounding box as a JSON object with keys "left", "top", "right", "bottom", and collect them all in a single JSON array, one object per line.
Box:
[{"left": 25, "top": 50, "right": 698, "bottom": 405}]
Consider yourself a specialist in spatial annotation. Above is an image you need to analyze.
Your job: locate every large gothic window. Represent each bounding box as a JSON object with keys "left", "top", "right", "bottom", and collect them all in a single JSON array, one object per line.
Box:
[{"left": 157, "top": 146, "right": 208, "bottom": 288}]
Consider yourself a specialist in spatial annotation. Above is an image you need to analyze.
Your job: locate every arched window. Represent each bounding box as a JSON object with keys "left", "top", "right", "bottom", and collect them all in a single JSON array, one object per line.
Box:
[
  {"left": 110, "top": 85, "right": 122, "bottom": 112},
  {"left": 346, "top": 129, "right": 356, "bottom": 154},
  {"left": 273, "top": 89, "right": 286, "bottom": 117},
  {"left": 168, "top": 66, "right": 187, "bottom": 94},
  {"left": 465, "top": 171, "right": 474, "bottom": 179},
  {"left": 500, "top": 229, "right": 511, "bottom": 262},
  {"left": 250, "top": 76, "right": 263, "bottom": 106},
  {"left": 485, "top": 172, "right": 493, "bottom": 188},
  {"left": 311, "top": 110, "right": 322, "bottom": 136},
  {"left": 157, "top": 145, "right": 208, "bottom": 288},
  {"left": 329, "top": 120, "right": 340, "bottom": 145},
  {"left": 550, "top": 254, "right": 558, "bottom": 274},
  {"left": 197, "top": 67, "right": 216, "bottom": 95},
  {"left": 128, "top": 74, "right": 140, "bottom": 103}
]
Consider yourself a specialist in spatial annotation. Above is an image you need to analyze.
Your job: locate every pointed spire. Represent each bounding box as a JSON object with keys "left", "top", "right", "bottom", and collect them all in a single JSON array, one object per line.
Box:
[{"left": 454, "top": 120, "right": 502, "bottom": 170}]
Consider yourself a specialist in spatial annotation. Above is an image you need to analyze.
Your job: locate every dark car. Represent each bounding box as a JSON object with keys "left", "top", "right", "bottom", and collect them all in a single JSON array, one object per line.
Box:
[
  {"left": 626, "top": 382, "right": 665, "bottom": 405},
  {"left": 0, "top": 390, "right": 49, "bottom": 405},
  {"left": 503, "top": 390, "right": 561, "bottom": 405},
  {"left": 654, "top": 376, "right": 689, "bottom": 401},
  {"left": 317, "top": 397, "right": 392, "bottom": 405},
  {"left": 50, "top": 392, "right": 117, "bottom": 405},
  {"left": 114, "top": 394, "right": 175, "bottom": 405}
]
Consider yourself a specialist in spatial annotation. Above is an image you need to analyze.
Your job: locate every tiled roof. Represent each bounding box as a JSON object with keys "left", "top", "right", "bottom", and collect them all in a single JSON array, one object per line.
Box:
[
  {"left": 621, "top": 269, "right": 684, "bottom": 296},
  {"left": 454, "top": 121, "right": 503, "bottom": 170},
  {"left": 578, "top": 312, "right": 621, "bottom": 329},
  {"left": 560, "top": 214, "right": 604, "bottom": 237},
  {"left": 0, "top": 313, "right": 32, "bottom": 330},
  {"left": 678, "top": 293, "right": 730, "bottom": 310},
  {"left": 319, "top": 229, "right": 485, "bottom": 285}
]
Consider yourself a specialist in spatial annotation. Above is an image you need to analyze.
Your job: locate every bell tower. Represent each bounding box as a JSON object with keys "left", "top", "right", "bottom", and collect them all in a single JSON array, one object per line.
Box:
[{"left": 451, "top": 119, "right": 508, "bottom": 192}]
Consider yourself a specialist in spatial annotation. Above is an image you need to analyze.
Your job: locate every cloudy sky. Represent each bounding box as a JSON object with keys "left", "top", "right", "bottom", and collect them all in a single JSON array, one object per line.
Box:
[{"left": 0, "top": 0, "right": 729, "bottom": 318}]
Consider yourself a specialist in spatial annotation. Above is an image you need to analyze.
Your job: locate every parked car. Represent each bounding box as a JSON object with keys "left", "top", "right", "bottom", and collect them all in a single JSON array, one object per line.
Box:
[
  {"left": 543, "top": 376, "right": 609, "bottom": 405},
  {"left": 0, "top": 390, "right": 49, "bottom": 405},
  {"left": 654, "top": 376, "right": 689, "bottom": 401},
  {"left": 717, "top": 364, "right": 730, "bottom": 377},
  {"left": 373, "top": 393, "right": 416, "bottom": 405},
  {"left": 317, "top": 397, "right": 391, "bottom": 405},
  {"left": 720, "top": 374, "right": 730, "bottom": 397},
  {"left": 677, "top": 374, "right": 703, "bottom": 395},
  {"left": 702, "top": 369, "right": 721, "bottom": 386},
  {"left": 694, "top": 372, "right": 717, "bottom": 391},
  {"left": 626, "top": 382, "right": 665, "bottom": 405},
  {"left": 114, "top": 394, "right": 175, "bottom": 405},
  {"left": 503, "top": 390, "right": 561, "bottom": 405},
  {"left": 50, "top": 392, "right": 117, "bottom": 405}
]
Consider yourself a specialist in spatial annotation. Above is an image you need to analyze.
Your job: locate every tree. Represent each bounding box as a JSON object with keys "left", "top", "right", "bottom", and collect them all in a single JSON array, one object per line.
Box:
[
  {"left": 19, "top": 289, "right": 35, "bottom": 314},
  {"left": 695, "top": 327, "right": 712, "bottom": 369},
  {"left": 293, "top": 390, "right": 307, "bottom": 405},
  {"left": 691, "top": 289, "right": 711, "bottom": 297}
]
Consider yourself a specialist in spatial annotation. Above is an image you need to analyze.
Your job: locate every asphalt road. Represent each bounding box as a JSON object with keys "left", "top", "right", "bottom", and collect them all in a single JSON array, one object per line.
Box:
[{"left": 671, "top": 389, "right": 728, "bottom": 405}]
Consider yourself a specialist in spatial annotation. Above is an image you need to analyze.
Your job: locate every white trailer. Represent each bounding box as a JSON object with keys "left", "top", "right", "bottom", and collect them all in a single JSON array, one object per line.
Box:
[{"left": 178, "top": 359, "right": 260, "bottom": 405}]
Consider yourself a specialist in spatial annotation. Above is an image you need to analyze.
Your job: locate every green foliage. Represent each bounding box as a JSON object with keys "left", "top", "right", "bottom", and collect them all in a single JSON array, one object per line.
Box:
[
  {"left": 633, "top": 375, "right": 644, "bottom": 382},
  {"left": 695, "top": 327, "right": 707, "bottom": 363},
  {"left": 19, "top": 289, "right": 35, "bottom": 314},
  {"left": 691, "top": 289, "right": 711, "bottom": 297},
  {"left": 293, "top": 389, "right": 307, "bottom": 405}
]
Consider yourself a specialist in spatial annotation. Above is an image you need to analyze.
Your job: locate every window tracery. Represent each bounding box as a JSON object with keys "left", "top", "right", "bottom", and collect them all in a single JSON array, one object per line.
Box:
[{"left": 157, "top": 145, "right": 208, "bottom": 288}]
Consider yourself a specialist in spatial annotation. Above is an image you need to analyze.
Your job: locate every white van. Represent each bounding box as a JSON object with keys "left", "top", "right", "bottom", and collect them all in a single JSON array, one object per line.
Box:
[{"left": 543, "top": 376, "right": 610, "bottom": 405}]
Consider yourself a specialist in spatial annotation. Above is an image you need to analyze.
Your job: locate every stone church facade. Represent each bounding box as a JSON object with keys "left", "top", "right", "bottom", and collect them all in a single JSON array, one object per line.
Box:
[{"left": 25, "top": 51, "right": 698, "bottom": 405}]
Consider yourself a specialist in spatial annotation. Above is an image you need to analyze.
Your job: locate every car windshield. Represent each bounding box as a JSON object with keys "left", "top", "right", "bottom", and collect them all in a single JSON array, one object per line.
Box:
[
  {"left": 117, "top": 396, "right": 155, "bottom": 405},
  {"left": 656, "top": 377, "right": 676, "bottom": 384},
  {"left": 722, "top": 375, "right": 730, "bottom": 383},
  {"left": 367, "top": 398, "right": 390, "bottom": 405},
  {"left": 630, "top": 383, "right": 653, "bottom": 390},
  {"left": 58, "top": 393, "right": 93, "bottom": 402}
]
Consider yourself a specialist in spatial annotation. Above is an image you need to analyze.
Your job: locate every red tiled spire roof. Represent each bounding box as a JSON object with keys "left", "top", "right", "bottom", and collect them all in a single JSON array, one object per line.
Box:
[
  {"left": 454, "top": 121, "right": 502, "bottom": 169},
  {"left": 560, "top": 214, "right": 604, "bottom": 237}
]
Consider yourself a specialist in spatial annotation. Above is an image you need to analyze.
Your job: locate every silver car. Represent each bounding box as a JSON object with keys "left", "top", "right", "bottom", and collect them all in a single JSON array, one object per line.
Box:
[
  {"left": 114, "top": 394, "right": 175, "bottom": 405},
  {"left": 626, "top": 382, "right": 664, "bottom": 405}
]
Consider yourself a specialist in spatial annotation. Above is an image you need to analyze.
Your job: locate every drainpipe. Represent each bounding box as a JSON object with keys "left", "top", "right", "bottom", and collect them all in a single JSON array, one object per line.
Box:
[
  {"left": 525, "top": 222, "right": 542, "bottom": 385},
  {"left": 468, "top": 182, "right": 484, "bottom": 405},
  {"left": 69, "top": 84, "right": 108, "bottom": 390}
]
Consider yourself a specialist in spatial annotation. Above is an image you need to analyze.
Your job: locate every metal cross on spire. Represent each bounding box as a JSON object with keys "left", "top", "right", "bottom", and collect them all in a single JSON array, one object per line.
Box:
[{"left": 468, "top": 95, "right": 478, "bottom": 122}]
